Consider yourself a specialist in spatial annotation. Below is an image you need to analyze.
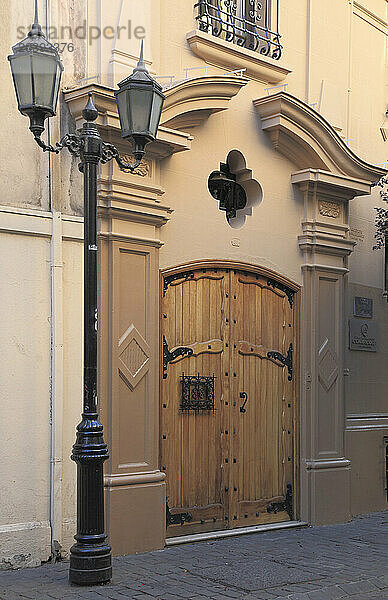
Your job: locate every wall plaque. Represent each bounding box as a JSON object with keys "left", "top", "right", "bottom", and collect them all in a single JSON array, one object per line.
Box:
[
  {"left": 349, "top": 319, "right": 377, "bottom": 352},
  {"left": 354, "top": 296, "right": 373, "bottom": 318}
]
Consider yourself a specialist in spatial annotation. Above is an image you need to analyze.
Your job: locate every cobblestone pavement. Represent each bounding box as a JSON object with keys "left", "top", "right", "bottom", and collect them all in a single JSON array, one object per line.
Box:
[{"left": 0, "top": 512, "right": 387, "bottom": 600}]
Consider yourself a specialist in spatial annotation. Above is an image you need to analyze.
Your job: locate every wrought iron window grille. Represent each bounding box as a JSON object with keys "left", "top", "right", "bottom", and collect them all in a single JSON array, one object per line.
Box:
[
  {"left": 180, "top": 373, "right": 216, "bottom": 412},
  {"left": 208, "top": 161, "right": 247, "bottom": 220},
  {"left": 195, "top": 0, "right": 282, "bottom": 60}
]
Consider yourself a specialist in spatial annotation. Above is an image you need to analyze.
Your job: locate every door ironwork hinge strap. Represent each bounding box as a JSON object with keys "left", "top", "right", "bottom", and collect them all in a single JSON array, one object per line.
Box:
[
  {"left": 163, "top": 271, "right": 195, "bottom": 296},
  {"left": 266, "top": 484, "right": 293, "bottom": 519},
  {"left": 166, "top": 502, "right": 193, "bottom": 527},
  {"left": 163, "top": 336, "right": 193, "bottom": 379},
  {"left": 267, "top": 278, "right": 295, "bottom": 308},
  {"left": 267, "top": 343, "right": 293, "bottom": 381}
]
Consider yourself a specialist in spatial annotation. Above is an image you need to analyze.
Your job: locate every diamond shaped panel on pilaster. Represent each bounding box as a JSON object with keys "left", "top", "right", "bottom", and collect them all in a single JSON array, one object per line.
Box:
[
  {"left": 318, "top": 338, "right": 339, "bottom": 391},
  {"left": 118, "top": 324, "right": 150, "bottom": 391}
]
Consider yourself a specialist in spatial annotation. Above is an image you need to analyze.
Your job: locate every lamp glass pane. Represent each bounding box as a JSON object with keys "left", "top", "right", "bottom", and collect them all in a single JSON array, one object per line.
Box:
[
  {"left": 149, "top": 93, "right": 163, "bottom": 138},
  {"left": 32, "top": 53, "right": 57, "bottom": 108},
  {"left": 129, "top": 88, "right": 153, "bottom": 133},
  {"left": 11, "top": 54, "right": 33, "bottom": 107},
  {"left": 117, "top": 89, "right": 131, "bottom": 136},
  {"left": 51, "top": 64, "right": 62, "bottom": 113}
]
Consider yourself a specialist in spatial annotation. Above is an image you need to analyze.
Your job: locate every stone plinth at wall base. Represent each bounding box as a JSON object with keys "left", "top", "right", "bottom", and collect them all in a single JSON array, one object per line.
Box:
[
  {"left": 303, "top": 461, "right": 351, "bottom": 525},
  {"left": 0, "top": 521, "right": 51, "bottom": 570},
  {"left": 61, "top": 518, "right": 77, "bottom": 559},
  {"left": 106, "top": 481, "right": 166, "bottom": 556},
  {"left": 345, "top": 425, "right": 388, "bottom": 516}
]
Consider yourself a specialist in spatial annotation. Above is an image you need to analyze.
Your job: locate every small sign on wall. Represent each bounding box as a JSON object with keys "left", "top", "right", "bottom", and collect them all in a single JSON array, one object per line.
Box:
[
  {"left": 349, "top": 319, "right": 377, "bottom": 352},
  {"left": 354, "top": 296, "right": 373, "bottom": 318}
]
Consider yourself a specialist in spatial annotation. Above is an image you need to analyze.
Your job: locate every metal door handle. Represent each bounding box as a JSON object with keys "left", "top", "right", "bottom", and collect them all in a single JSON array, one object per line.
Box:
[{"left": 240, "top": 392, "right": 248, "bottom": 413}]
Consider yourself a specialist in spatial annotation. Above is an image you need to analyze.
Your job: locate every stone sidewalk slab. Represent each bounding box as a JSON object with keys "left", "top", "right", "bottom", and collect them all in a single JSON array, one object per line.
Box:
[{"left": 0, "top": 511, "right": 386, "bottom": 600}]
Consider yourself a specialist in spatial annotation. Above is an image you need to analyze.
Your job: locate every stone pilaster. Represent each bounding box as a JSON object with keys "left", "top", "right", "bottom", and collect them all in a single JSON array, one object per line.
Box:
[{"left": 293, "top": 169, "right": 367, "bottom": 525}]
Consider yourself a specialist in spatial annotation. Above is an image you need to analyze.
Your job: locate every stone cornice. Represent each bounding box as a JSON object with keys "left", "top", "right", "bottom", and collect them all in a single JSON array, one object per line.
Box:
[
  {"left": 291, "top": 169, "right": 372, "bottom": 199},
  {"left": 63, "top": 84, "right": 192, "bottom": 159},
  {"left": 186, "top": 29, "right": 291, "bottom": 84},
  {"left": 298, "top": 231, "right": 356, "bottom": 259},
  {"left": 294, "top": 170, "right": 363, "bottom": 262},
  {"left": 160, "top": 75, "right": 249, "bottom": 130},
  {"left": 254, "top": 92, "right": 386, "bottom": 182}
]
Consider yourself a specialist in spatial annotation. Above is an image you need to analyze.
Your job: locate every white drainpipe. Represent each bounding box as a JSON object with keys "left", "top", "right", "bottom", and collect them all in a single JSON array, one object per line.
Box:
[
  {"left": 49, "top": 211, "right": 64, "bottom": 560},
  {"left": 46, "top": 0, "right": 64, "bottom": 559}
]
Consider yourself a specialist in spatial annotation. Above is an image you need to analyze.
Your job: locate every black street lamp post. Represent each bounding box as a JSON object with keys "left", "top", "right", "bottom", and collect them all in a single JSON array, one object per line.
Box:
[{"left": 8, "top": 1, "right": 164, "bottom": 587}]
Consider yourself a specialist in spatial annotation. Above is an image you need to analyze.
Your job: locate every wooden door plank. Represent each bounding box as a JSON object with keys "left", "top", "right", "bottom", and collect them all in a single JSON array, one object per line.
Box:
[
  {"left": 209, "top": 274, "right": 218, "bottom": 510},
  {"left": 230, "top": 271, "right": 297, "bottom": 529},
  {"left": 221, "top": 271, "right": 231, "bottom": 528},
  {"left": 162, "top": 270, "right": 229, "bottom": 536}
]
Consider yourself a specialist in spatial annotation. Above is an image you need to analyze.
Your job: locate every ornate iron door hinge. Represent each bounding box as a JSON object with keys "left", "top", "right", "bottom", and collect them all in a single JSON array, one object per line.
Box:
[
  {"left": 267, "top": 278, "right": 295, "bottom": 308},
  {"left": 267, "top": 484, "right": 293, "bottom": 519},
  {"left": 163, "top": 336, "right": 193, "bottom": 379},
  {"left": 166, "top": 503, "right": 193, "bottom": 527},
  {"left": 163, "top": 271, "right": 195, "bottom": 296},
  {"left": 267, "top": 343, "right": 293, "bottom": 381}
]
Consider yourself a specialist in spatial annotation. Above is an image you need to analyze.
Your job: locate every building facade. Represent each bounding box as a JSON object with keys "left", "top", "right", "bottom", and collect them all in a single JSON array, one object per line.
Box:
[{"left": 0, "top": 0, "right": 388, "bottom": 568}]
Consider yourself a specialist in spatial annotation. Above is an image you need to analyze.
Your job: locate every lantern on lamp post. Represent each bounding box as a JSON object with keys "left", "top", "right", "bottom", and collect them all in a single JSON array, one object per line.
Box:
[
  {"left": 115, "top": 42, "right": 165, "bottom": 161},
  {"left": 8, "top": 2, "right": 63, "bottom": 138}
]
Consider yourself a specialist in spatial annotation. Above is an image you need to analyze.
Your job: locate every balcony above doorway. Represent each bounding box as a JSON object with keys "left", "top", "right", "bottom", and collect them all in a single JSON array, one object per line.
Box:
[
  {"left": 195, "top": 0, "right": 282, "bottom": 59},
  {"left": 187, "top": 29, "right": 291, "bottom": 84},
  {"left": 188, "top": 0, "right": 291, "bottom": 84}
]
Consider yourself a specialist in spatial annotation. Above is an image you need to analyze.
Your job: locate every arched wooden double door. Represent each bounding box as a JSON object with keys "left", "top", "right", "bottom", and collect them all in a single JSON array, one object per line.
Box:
[{"left": 161, "top": 264, "right": 298, "bottom": 537}]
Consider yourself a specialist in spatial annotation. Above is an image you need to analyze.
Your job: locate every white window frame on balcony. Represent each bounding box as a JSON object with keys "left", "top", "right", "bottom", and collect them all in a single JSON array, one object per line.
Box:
[
  {"left": 195, "top": 0, "right": 280, "bottom": 59},
  {"left": 188, "top": 0, "right": 291, "bottom": 84}
]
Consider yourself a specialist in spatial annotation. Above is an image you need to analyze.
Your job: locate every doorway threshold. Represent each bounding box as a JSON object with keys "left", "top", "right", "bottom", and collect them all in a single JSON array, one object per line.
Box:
[{"left": 166, "top": 520, "right": 308, "bottom": 546}]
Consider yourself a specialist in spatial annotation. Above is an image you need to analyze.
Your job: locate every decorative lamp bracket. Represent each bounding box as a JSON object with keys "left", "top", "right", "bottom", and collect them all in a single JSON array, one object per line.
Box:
[{"left": 32, "top": 95, "right": 142, "bottom": 172}]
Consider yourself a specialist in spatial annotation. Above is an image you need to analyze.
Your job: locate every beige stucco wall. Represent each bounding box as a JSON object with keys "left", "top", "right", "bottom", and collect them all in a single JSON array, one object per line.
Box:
[
  {"left": 159, "top": 94, "right": 304, "bottom": 284},
  {"left": 0, "top": 229, "right": 51, "bottom": 568},
  {"left": 0, "top": 0, "right": 86, "bottom": 567},
  {"left": 0, "top": 208, "right": 84, "bottom": 567},
  {"left": 345, "top": 282, "right": 388, "bottom": 515},
  {"left": 0, "top": 0, "right": 387, "bottom": 568},
  {"left": 157, "top": 0, "right": 387, "bottom": 280}
]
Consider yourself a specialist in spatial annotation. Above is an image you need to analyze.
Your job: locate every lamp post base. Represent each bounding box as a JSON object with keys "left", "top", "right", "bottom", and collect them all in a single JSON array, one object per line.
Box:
[
  {"left": 69, "top": 543, "right": 112, "bottom": 585},
  {"left": 70, "top": 412, "right": 112, "bottom": 586}
]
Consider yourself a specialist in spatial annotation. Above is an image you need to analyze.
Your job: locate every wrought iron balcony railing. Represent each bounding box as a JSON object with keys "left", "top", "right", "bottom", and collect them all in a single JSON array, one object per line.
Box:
[{"left": 195, "top": 0, "right": 282, "bottom": 60}]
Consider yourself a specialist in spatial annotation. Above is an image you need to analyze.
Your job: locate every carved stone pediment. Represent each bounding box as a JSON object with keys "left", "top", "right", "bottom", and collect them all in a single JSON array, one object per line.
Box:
[
  {"left": 160, "top": 75, "right": 248, "bottom": 131},
  {"left": 254, "top": 92, "right": 386, "bottom": 183}
]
